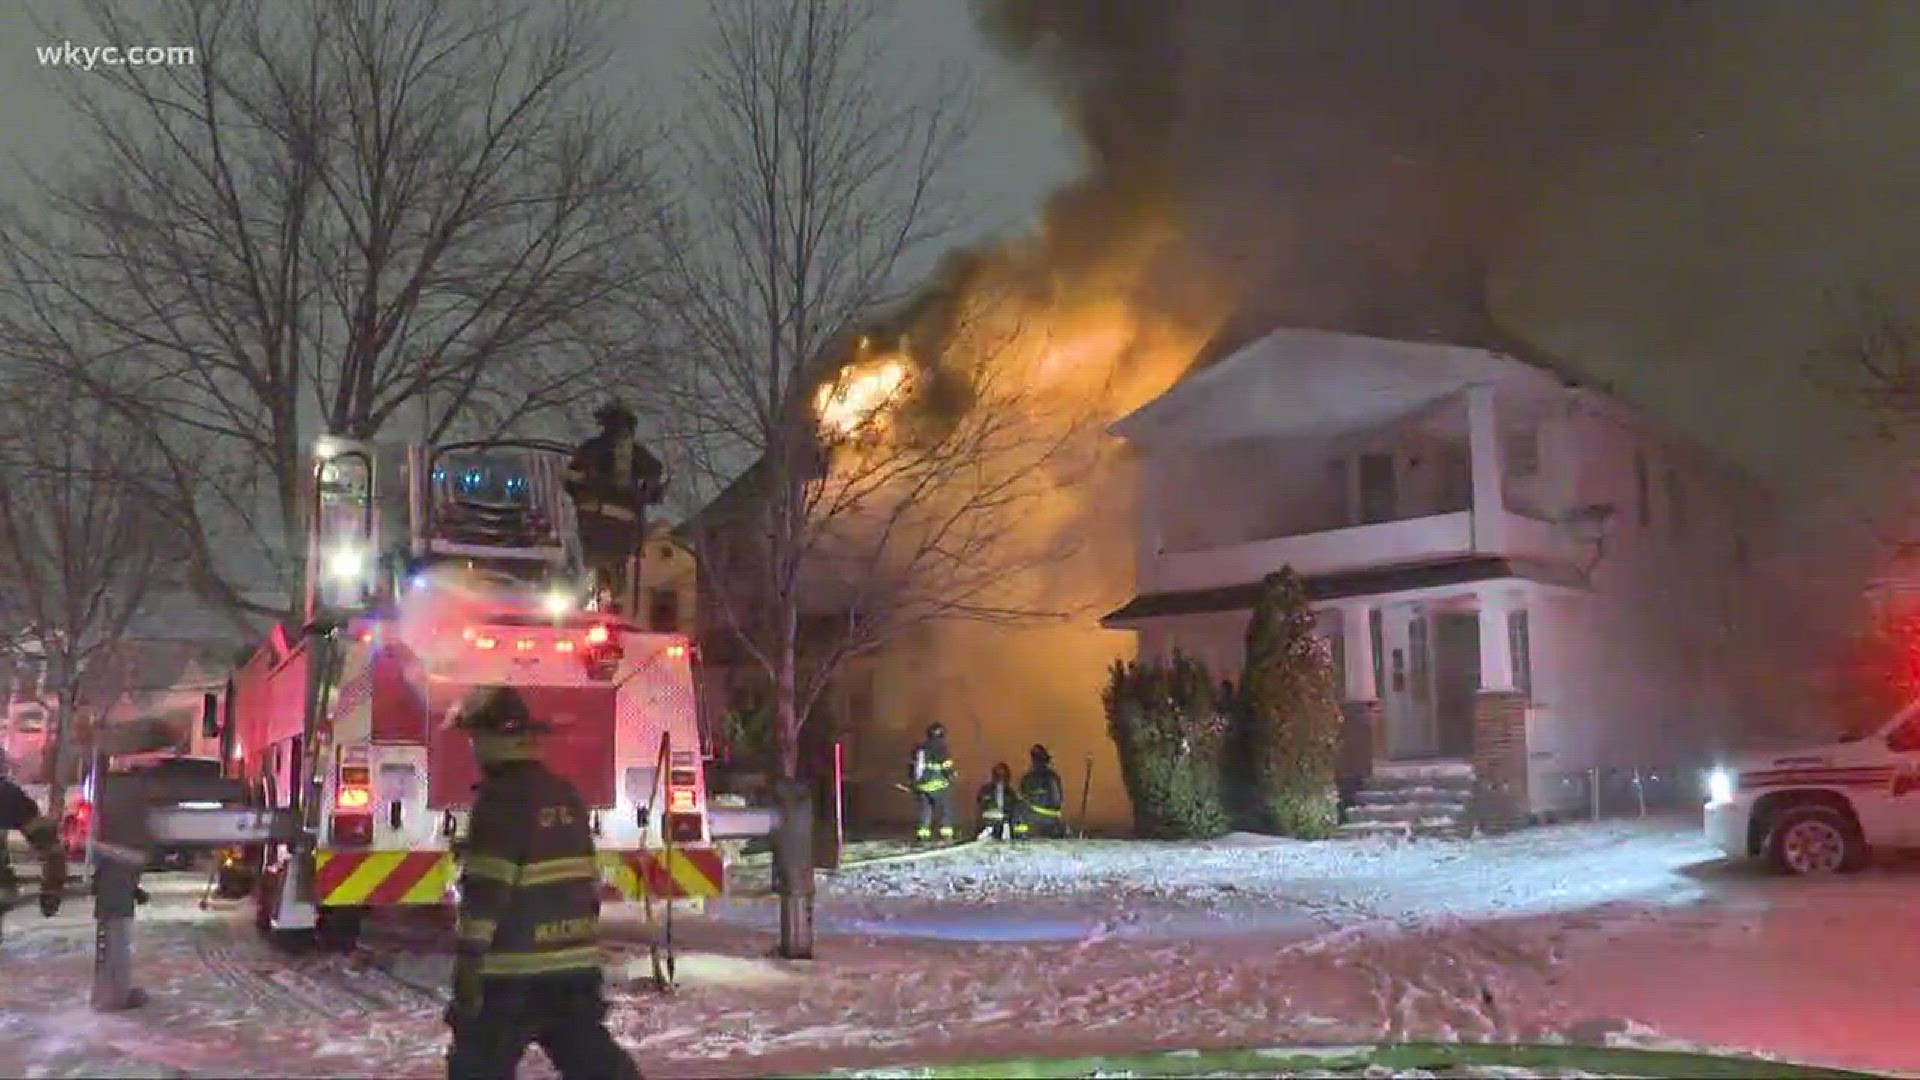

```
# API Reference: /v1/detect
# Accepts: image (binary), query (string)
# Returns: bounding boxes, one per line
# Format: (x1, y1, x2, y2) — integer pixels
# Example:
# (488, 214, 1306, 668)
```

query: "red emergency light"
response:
(585, 624, 611, 646)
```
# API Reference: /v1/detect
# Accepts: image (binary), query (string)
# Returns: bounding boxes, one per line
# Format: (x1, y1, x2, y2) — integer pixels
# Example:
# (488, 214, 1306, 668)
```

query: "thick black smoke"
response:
(973, 0, 1713, 349)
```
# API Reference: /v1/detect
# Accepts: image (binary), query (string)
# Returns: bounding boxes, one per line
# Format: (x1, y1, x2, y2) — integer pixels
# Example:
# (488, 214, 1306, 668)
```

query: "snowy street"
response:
(1, 815, 1915, 1078)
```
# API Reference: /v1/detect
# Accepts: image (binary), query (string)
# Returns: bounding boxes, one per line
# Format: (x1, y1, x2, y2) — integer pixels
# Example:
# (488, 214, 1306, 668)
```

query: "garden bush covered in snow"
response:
(1240, 568, 1342, 838)
(1103, 650, 1231, 839)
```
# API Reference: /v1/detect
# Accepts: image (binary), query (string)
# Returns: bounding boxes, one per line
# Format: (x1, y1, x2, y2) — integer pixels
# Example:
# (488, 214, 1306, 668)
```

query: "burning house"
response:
(684, 2, 1816, 833)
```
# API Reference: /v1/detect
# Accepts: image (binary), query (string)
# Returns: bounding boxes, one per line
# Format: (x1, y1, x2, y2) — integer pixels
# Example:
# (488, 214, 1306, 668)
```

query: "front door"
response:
(1433, 615, 1480, 758)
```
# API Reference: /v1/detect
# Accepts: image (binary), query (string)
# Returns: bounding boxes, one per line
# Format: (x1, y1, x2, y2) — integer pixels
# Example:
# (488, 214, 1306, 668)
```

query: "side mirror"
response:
(201, 693, 221, 740)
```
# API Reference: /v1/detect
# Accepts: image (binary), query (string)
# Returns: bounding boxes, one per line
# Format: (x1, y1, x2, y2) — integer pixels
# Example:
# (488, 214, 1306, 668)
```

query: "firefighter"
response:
(907, 722, 957, 842)
(0, 775, 65, 941)
(1015, 744, 1067, 839)
(564, 403, 666, 613)
(445, 685, 642, 1080)
(975, 762, 1016, 842)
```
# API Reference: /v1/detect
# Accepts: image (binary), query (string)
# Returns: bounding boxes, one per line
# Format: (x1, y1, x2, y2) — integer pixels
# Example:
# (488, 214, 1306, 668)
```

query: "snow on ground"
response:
(1, 817, 1915, 1078)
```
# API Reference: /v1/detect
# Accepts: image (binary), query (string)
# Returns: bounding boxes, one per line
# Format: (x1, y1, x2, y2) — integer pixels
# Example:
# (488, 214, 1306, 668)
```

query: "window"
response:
(1504, 431, 1540, 478)
(1634, 452, 1651, 528)
(1369, 609, 1385, 698)
(1889, 713, 1920, 754)
(1666, 468, 1685, 538)
(1508, 610, 1533, 694)
(1408, 617, 1431, 701)
(12, 661, 44, 703)
(1358, 453, 1397, 524)
(647, 587, 680, 633)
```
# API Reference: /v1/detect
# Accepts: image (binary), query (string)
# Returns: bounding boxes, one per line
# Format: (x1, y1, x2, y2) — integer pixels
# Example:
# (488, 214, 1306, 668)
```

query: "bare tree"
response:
(0, 388, 178, 817)
(1806, 285, 1920, 563)
(0, 0, 667, 620)
(664, 0, 1084, 778)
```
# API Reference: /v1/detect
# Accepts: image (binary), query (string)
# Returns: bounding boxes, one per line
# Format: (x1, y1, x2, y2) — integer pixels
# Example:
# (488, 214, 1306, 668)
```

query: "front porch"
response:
(1329, 577, 1541, 832)
(1107, 560, 1579, 833)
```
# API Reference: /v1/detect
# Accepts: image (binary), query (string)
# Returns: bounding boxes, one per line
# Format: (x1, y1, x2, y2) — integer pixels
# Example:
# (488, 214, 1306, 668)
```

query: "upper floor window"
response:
(1508, 610, 1533, 693)
(1634, 452, 1652, 528)
(648, 587, 680, 633)
(1503, 431, 1540, 478)
(1666, 469, 1686, 538)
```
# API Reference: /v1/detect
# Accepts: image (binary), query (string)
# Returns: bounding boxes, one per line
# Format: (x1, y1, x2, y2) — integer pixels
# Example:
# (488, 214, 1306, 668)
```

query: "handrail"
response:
(647, 730, 676, 991)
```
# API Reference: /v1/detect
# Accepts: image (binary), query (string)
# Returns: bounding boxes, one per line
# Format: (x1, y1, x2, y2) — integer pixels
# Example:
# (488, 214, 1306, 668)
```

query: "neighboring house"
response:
(634, 523, 696, 636)
(1103, 327, 1786, 828)
(0, 636, 237, 780)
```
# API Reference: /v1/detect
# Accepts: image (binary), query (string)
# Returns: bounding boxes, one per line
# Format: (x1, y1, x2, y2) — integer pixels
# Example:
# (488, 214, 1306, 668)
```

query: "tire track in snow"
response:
(191, 926, 434, 1020)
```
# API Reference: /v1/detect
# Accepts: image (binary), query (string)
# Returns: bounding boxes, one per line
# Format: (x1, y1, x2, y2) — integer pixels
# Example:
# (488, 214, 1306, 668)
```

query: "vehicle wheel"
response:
(315, 907, 363, 954)
(1767, 805, 1863, 875)
(215, 863, 255, 901)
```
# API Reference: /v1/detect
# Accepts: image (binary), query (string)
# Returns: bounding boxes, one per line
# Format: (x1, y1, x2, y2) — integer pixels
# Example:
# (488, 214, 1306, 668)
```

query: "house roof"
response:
(1110, 328, 1570, 448)
(1100, 556, 1588, 626)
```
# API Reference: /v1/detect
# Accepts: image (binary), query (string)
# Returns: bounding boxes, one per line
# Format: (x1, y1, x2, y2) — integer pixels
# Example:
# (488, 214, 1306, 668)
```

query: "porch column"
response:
(1472, 584, 1529, 833)
(1341, 603, 1378, 701)
(1336, 604, 1382, 797)
(1476, 585, 1515, 691)
(1467, 384, 1503, 551)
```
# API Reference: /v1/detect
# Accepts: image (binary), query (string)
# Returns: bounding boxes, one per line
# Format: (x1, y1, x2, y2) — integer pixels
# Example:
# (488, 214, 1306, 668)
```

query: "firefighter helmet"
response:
(593, 402, 637, 430)
(925, 722, 946, 740)
(1030, 743, 1051, 764)
(453, 686, 545, 735)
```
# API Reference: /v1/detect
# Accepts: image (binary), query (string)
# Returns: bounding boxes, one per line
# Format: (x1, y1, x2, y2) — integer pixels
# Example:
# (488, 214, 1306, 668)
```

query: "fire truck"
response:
(211, 436, 722, 951)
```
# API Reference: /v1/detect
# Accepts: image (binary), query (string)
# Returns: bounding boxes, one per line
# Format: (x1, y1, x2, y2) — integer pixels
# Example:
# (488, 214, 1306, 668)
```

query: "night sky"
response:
(6, 1, 1918, 539)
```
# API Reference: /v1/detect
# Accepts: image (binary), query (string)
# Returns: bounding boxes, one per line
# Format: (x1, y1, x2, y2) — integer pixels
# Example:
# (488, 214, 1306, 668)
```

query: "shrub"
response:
(1103, 650, 1231, 839)
(1240, 568, 1343, 838)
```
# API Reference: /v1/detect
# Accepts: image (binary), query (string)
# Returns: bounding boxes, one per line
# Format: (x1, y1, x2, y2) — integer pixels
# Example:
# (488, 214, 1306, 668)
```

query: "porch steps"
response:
(1337, 761, 1474, 840)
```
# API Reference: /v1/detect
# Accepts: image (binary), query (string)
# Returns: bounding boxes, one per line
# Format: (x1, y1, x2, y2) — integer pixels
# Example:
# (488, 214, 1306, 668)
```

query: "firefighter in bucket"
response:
(565, 403, 666, 613)
(445, 686, 643, 1080)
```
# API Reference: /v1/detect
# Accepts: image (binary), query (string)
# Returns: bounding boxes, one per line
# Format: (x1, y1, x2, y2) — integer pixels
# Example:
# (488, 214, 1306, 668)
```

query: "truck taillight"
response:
(474, 635, 498, 650)
(333, 814, 373, 846)
(337, 764, 372, 812)
(666, 644, 686, 658)
(666, 762, 701, 839)
(667, 811, 703, 843)
(554, 640, 575, 653)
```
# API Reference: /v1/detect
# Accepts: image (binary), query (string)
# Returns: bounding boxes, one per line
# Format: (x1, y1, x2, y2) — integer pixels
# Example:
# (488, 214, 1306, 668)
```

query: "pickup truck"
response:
(65, 753, 231, 871)
(1705, 701, 1920, 874)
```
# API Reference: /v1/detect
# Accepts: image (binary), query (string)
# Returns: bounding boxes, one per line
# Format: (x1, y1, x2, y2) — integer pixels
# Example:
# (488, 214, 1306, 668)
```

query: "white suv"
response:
(1705, 702, 1920, 874)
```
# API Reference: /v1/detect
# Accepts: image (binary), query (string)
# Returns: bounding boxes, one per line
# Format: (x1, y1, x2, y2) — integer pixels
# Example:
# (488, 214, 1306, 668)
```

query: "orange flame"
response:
(814, 355, 913, 439)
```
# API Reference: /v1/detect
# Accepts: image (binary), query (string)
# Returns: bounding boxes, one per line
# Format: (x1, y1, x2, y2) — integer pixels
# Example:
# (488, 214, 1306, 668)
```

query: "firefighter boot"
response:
(938, 825, 956, 841)
(90, 917, 149, 1012)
